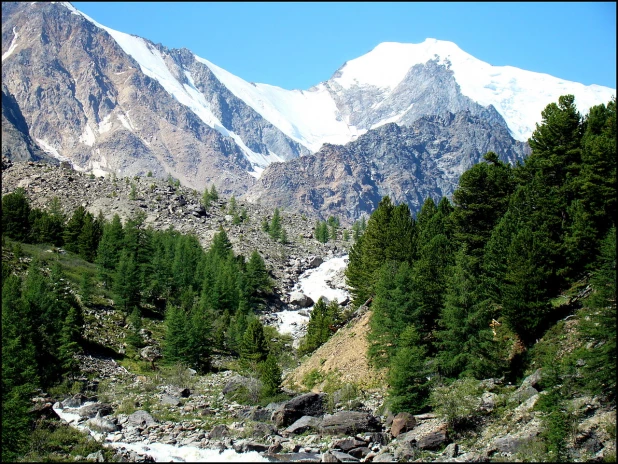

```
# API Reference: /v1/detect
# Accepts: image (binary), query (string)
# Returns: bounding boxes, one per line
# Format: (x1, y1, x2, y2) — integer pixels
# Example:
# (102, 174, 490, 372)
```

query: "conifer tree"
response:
(577, 227, 616, 398)
(2, 276, 38, 462)
(186, 306, 212, 373)
(78, 211, 97, 262)
(387, 325, 431, 414)
(1, 187, 31, 241)
(95, 214, 124, 288)
(368, 261, 416, 367)
(163, 304, 188, 364)
(246, 250, 272, 305)
(259, 353, 282, 398)
(240, 318, 269, 364)
(58, 306, 82, 374)
(126, 308, 144, 349)
(63, 205, 87, 253)
(269, 208, 282, 241)
(451, 152, 515, 255)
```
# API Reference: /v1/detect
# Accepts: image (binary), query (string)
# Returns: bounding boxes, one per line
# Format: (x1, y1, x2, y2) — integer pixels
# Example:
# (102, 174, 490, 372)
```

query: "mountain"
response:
(2, 2, 614, 217)
(246, 112, 529, 223)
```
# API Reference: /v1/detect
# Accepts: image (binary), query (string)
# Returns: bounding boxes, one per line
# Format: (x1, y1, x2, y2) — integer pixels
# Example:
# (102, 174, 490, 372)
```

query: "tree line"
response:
(346, 95, 616, 414)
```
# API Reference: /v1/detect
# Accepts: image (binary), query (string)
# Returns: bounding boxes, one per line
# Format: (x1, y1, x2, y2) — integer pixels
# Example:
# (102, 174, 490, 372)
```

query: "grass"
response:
(18, 419, 113, 462)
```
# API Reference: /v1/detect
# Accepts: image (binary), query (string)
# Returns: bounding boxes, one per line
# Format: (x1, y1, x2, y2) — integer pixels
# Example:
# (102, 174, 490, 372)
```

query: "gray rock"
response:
(520, 368, 543, 390)
(417, 426, 449, 450)
(348, 447, 371, 459)
(272, 393, 326, 427)
(307, 256, 324, 269)
(390, 412, 417, 437)
(209, 424, 230, 439)
(128, 410, 156, 427)
(289, 291, 314, 308)
(333, 438, 367, 452)
(86, 450, 105, 462)
(77, 402, 112, 419)
(329, 450, 360, 462)
(373, 453, 396, 462)
(320, 411, 381, 435)
(442, 443, 459, 458)
(285, 415, 323, 435)
(160, 394, 181, 406)
(89, 412, 120, 433)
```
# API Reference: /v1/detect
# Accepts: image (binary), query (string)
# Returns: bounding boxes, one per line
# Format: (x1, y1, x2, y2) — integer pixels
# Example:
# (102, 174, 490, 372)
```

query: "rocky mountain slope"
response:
(247, 112, 530, 222)
(2, 2, 614, 222)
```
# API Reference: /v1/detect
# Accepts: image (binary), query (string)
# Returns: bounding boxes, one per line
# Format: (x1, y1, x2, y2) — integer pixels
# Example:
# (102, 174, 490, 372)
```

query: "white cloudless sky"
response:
(72, 2, 616, 91)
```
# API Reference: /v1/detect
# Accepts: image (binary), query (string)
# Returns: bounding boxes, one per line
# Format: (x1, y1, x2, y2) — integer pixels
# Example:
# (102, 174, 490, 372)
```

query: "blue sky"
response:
(72, 2, 616, 91)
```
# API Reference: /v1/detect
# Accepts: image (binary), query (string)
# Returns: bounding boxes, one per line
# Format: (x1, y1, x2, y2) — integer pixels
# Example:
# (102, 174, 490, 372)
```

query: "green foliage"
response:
(302, 368, 325, 390)
(269, 208, 283, 241)
(298, 298, 341, 356)
(429, 377, 484, 429)
(126, 308, 144, 349)
(240, 318, 269, 365)
(314, 220, 330, 243)
(575, 227, 616, 398)
(388, 325, 431, 414)
(1, 188, 31, 241)
(259, 354, 282, 398)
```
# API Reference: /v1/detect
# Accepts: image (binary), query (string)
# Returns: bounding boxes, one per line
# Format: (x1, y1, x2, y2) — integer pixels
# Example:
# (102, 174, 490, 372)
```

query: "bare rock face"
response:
(246, 113, 529, 223)
(2, 2, 302, 195)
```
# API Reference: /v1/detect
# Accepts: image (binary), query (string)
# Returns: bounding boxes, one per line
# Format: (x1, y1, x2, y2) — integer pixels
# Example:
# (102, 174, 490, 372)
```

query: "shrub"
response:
(429, 377, 484, 429)
(302, 369, 324, 390)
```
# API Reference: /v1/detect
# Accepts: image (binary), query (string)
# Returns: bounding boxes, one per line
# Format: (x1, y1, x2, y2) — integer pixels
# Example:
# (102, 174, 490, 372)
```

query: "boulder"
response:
(330, 450, 360, 462)
(390, 412, 417, 437)
(209, 424, 230, 439)
(289, 291, 314, 308)
(307, 256, 324, 269)
(272, 393, 326, 427)
(160, 394, 181, 407)
(333, 438, 367, 452)
(140, 346, 161, 361)
(373, 453, 396, 462)
(77, 402, 113, 419)
(348, 447, 370, 459)
(520, 368, 543, 390)
(247, 422, 277, 438)
(89, 412, 120, 433)
(320, 411, 381, 435)
(284, 415, 322, 435)
(417, 424, 449, 450)
(62, 393, 89, 409)
(128, 410, 156, 427)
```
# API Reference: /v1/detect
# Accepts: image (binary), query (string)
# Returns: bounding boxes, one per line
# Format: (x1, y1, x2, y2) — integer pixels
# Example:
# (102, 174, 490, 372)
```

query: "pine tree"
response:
(451, 152, 515, 255)
(186, 306, 212, 373)
(240, 318, 269, 364)
(163, 304, 189, 364)
(95, 214, 124, 288)
(209, 184, 219, 201)
(388, 325, 431, 414)
(269, 208, 282, 241)
(63, 205, 87, 254)
(1, 188, 31, 241)
(367, 261, 416, 367)
(246, 250, 272, 305)
(2, 274, 39, 461)
(577, 227, 616, 398)
(58, 306, 82, 374)
(259, 354, 282, 398)
(77, 211, 97, 262)
(126, 308, 144, 349)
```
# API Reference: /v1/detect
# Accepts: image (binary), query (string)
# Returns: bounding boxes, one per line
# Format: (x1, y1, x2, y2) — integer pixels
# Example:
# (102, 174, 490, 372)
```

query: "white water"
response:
(52, 404, 269, 462)
(272, 255, 350, 340)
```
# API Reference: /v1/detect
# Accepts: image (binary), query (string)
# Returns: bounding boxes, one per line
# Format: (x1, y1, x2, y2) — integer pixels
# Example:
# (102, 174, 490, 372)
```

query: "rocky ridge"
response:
(246, 112, 530, 223)
(1, 159, 350, 296)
